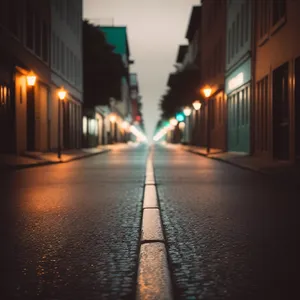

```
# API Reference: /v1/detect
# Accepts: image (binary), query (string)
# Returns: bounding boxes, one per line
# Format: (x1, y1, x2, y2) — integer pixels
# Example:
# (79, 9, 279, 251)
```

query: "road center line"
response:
(136, 148, 173, 300)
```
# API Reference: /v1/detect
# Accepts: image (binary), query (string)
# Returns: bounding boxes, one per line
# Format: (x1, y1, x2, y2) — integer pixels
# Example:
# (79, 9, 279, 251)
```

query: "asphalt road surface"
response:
(154, 144, 300, 300)
(0, 145, 148, 300)
(1, 144, 300, 299)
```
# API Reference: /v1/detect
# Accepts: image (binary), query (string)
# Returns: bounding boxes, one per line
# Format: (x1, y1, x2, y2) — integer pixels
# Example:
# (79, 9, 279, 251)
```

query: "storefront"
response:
(225, 58, 251, 153)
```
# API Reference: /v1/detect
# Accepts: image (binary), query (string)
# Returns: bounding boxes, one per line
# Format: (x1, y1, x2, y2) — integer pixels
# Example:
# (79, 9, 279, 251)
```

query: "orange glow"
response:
(26, 72, 36, 86)
(58, 88, 67, 100)
(109, 114, 117, 123)
(202, 86, 212, 98)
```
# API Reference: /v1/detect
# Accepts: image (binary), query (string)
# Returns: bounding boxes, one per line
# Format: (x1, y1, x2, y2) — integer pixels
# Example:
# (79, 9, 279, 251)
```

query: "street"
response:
(1, 144, 300, 299)
(0, 145, 148, 300)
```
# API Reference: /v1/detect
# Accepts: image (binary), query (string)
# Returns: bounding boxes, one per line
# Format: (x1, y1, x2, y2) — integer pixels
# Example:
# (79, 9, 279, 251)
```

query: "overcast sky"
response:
(83, 0, 200, 138)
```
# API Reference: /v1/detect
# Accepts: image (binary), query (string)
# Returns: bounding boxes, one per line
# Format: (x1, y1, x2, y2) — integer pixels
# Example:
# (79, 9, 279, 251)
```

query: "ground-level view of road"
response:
(1, 144, 299, 299)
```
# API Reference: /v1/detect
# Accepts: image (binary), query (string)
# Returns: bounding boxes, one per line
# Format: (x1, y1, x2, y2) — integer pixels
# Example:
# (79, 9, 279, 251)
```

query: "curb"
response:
(186, 148, 269, 176)
(0, 149, 111, 171)
(136, 147, 173, 300)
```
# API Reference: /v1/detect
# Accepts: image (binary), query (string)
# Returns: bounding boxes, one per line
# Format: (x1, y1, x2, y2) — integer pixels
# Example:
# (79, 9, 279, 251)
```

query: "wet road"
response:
(154, 145, 300, 300)
(0, 145, 148, 300)
(1, 144, 300, 299)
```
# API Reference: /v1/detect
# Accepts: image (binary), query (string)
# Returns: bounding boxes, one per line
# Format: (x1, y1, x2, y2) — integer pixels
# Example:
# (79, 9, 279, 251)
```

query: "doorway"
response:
(295, 57, 300, 158)
(273, 62, 289, 160)
(26, 86, 35, 151)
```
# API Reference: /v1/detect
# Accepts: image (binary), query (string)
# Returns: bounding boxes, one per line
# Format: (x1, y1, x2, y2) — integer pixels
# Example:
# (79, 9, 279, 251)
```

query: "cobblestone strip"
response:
(136, 148, 173, 300)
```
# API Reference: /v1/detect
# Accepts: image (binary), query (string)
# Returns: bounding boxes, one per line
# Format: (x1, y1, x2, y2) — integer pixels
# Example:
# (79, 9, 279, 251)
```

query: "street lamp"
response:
(202, 86, 212, 154)
(26, 72, 37, 86)
(192, 100, 202, 145)
(170, 118, 178, 126)
(183, 107, 192, 144)
(109, 114, 116, 123)
(192, 100, 201, 111)
(183, 107, 192, 117)
(57, 87, 67, 160)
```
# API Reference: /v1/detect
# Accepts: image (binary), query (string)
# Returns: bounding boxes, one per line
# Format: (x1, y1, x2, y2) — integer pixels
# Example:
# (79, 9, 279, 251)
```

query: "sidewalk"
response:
(0, 144, 124, 170)
(181, 145, 298, 176)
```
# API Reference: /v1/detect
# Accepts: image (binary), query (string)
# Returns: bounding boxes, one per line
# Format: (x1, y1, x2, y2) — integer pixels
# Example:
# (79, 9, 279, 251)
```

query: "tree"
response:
(83, 20, 127, 107)
(160, 69, 202, 119)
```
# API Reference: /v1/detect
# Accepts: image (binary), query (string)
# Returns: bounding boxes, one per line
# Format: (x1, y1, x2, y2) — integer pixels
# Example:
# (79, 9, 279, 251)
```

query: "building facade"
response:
(200, 0, 227, 151)
(50, 0, 83, 150)
(254, 0, 300, 161)
(225, 0, 252, 153)
(0, 0, 51, 154)
(99, 26, 133, 125)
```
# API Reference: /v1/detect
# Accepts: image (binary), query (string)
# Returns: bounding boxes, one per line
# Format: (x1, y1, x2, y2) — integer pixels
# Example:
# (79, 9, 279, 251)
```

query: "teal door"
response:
(228, 85, 250, 153)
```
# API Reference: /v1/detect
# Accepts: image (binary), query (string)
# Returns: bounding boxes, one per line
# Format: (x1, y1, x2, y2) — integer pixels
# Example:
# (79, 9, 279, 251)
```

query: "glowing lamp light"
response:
(26, 72, 36, 86)
(202, 87, 212, 98)
(183, 107, 192, 116)
(109, 114, 116, 123)
(179, 122, 185, 130)
(58, 88, 67, 100)
(121, 121, 129, 129)
(176, 113, 185, 122)
(193, 100, 201, 111)
(170, 118, 178, 126)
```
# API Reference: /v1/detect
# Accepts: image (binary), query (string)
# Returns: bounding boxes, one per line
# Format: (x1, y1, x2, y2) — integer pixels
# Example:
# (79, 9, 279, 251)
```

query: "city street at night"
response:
(1, 144, 300, 299)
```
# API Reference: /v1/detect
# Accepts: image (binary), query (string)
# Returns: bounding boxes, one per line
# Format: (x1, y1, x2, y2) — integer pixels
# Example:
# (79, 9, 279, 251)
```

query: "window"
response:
(257, 77, 268, 151)
(56, 36, 60, 71)
(42, 22, 49, 62)
(228, 30, 231, 64)
(245, 0, 249, 42)
(245, 86, 249, 125)
(232, 22, 235, 58)
(74, 57, 77, 85)
(237, 91, 240, 127)
(218, 96, 222, 124)
(35, 14, 41, 57)
(273, 0, 286, 26)
(211, 98, 215, 130)
(52, 32, 56, 68)
(233, 94, 236, 127)
(61, 41, 65, 75)
(8, 0, 19, 37)
(70, 52, 74, 82)
(241, 4, 244, 47)
(241, 90, 245, 125)
(66, 48, 69, 78)
(236, 14, 240, 53)
(259, 0, 270, 39)
(26, 2, 34, 49)
(0, 85, 9, 108)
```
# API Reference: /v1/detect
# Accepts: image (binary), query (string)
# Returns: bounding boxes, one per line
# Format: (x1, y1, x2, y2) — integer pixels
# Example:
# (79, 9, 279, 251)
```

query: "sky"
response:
(83, 0, 200, 138)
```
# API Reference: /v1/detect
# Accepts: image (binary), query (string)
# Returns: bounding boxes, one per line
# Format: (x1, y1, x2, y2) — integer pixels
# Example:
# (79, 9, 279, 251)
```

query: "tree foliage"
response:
(160, 69, 201, 119)
(83, 20, 127, 107)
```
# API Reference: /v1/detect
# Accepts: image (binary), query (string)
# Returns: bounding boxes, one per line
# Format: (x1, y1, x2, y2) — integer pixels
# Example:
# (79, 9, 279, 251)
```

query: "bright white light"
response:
(183, 107, 192, 116)
(228, 72, 244, 91)
(82, 116, 87, 135)
(170, 118, 178, 126)
(193, 100, 201, 111)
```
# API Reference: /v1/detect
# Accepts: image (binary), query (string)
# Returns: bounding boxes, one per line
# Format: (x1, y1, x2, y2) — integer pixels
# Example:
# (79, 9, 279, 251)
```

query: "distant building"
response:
(225, 0, 251, 154)
(129, 73, 140, 123)
(50, 0, 83, 150)
(0, 0, 51, 154)
(99, 26, 133, 123)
